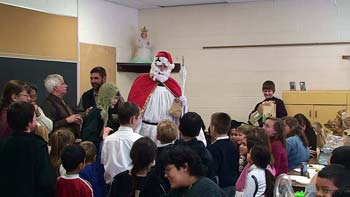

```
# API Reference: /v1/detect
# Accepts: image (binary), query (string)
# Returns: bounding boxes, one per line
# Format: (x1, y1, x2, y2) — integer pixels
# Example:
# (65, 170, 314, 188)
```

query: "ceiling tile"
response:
(106, 0, 268, 9)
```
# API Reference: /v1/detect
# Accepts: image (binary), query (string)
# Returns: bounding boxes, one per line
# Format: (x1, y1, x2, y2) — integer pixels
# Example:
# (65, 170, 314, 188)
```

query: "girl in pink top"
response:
(236, 129, 276, 193)
(263, 118, 288, 175)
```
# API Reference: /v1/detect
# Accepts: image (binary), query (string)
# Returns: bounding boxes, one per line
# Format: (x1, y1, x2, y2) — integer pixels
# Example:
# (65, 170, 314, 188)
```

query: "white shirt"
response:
(36, 106, 53, 133)
(101, 126, 142, 183)
(157, 141, 174, 148)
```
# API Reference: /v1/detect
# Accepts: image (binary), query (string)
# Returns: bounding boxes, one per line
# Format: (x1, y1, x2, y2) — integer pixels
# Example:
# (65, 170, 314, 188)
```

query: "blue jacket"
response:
(286, 135, 310, 171)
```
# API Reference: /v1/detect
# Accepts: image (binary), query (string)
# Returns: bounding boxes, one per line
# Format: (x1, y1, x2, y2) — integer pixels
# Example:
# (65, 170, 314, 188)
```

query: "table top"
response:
(287, 164, 325, 191)
(287, 170, 309, 189)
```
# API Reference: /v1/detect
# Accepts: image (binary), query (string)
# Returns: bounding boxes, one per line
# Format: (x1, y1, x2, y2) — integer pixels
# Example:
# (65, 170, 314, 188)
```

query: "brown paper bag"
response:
(262, 101, 276, 118)
(169, 98, 182, 118)
(249, 111, 262, 125)
(343, 117, 350, 130)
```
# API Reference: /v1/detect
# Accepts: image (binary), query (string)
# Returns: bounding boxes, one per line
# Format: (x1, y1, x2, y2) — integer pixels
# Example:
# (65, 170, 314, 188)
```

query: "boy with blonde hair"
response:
(151, 120, 179, 193)
(157, 120, 178, 148)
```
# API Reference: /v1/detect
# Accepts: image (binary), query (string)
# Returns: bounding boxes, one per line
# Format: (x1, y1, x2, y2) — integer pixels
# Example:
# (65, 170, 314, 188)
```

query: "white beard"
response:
(149, 64, 171, 83)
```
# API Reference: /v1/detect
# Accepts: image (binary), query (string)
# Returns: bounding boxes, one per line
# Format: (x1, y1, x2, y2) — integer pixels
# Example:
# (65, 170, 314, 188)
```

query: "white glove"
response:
(180, 96, 187, 107)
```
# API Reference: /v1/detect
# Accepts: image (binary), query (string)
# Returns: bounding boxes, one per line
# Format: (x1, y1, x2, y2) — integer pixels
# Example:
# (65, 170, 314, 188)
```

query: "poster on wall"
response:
(289, 82, 296, 91)
(300, 81, 306, 91)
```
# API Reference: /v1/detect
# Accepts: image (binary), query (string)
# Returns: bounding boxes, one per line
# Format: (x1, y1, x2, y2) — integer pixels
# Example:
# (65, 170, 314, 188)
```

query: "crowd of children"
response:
(1, 77, 350, 197)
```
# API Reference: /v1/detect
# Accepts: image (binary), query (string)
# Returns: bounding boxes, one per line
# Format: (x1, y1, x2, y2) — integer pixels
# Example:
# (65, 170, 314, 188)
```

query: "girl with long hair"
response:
(294, 113, 317, 152)
(242, 146, 275, 197)
(49, 128, 75, 176)
(236, 125, 256, 172)
(284, 117, 310, 171)
(263, 118, 288, 175)
(0, 80, 30, 139)
(108, 137, 164, 197)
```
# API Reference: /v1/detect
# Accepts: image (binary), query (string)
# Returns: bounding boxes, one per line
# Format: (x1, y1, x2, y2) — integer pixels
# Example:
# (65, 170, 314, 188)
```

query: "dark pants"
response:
(222, 186, 236, 197)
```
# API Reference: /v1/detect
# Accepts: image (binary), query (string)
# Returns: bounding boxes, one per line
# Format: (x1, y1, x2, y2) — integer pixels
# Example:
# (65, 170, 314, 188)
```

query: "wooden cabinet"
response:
(285, 104, 314, 119)
(283, 91, 349, 125)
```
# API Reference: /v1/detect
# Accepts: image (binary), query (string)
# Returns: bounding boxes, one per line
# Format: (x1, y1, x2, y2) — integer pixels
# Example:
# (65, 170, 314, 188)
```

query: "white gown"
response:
(140, 86, 176, 142)
(138, 86, 207, 146)
(131, 37, 152, 63)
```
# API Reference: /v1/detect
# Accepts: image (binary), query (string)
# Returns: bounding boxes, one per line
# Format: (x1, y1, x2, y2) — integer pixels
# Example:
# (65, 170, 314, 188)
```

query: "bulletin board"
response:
(0, 3, 78, 61)
(79, 43, 116, 95)
(0, 3, 78, 105)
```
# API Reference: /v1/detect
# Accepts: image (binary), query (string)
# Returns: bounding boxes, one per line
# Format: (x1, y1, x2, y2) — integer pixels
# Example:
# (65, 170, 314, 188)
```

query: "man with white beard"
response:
(128, 51, 181, 141)
(128, 51, 206, 145)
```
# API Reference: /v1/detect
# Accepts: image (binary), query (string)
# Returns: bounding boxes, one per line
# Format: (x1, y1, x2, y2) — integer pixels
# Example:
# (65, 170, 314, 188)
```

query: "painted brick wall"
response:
(137, 0, 350, 124)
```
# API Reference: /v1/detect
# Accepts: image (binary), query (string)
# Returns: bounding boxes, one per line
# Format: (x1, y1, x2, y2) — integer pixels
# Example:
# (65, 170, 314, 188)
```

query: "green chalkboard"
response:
(0, 57, 77, 107)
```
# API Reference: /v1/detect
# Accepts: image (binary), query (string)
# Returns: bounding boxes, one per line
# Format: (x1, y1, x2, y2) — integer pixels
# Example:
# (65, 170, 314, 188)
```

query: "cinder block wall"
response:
(137, 0, 350, 124)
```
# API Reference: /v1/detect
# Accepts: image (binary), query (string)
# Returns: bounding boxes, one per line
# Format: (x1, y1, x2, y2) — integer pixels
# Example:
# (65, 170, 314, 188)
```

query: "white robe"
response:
(138, 86, 207, 146)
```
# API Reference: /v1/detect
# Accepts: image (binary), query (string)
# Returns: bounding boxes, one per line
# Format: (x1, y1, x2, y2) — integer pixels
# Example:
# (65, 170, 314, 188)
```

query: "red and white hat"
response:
(154, 51, 175, 70)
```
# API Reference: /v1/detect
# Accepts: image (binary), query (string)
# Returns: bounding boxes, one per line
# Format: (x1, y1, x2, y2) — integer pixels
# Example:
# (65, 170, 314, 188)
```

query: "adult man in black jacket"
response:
(78, 66, 107, 112)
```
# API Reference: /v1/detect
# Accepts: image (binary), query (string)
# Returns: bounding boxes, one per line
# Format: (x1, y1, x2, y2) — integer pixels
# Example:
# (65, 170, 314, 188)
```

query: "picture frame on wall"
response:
(289, 81, 296, 91)
(300, 81, 306, 91)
